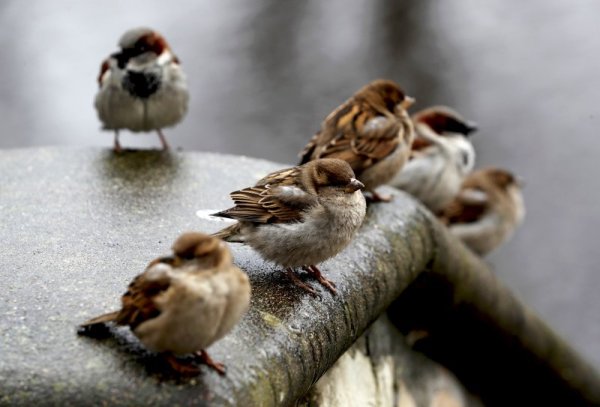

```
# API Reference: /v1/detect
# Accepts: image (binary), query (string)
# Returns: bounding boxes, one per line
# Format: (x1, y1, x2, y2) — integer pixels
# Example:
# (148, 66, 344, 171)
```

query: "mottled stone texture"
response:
(303, 315, 483, 407)
(0, 148, 598, 406)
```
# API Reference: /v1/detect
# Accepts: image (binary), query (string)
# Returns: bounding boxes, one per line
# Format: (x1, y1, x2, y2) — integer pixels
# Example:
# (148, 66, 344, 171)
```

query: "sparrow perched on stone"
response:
(299, 79, 415, 202)
(212, 158, 366, 296)
(78, 233, 250, 375)
(438, 168, 525, 255)
(94, 27, 189, 152)
(389, 106, 477, 213)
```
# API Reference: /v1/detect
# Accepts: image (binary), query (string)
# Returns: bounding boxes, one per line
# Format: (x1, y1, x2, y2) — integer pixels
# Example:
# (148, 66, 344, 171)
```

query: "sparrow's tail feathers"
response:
(77, 311, 120, 338)
(80, 310, 119, 326)
(212, 223, 245, 243)
(81, 310, 120, 326)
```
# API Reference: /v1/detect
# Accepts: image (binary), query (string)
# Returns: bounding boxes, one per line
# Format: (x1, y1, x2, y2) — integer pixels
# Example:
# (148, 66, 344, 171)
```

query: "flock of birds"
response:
(79, 28, 526, 375)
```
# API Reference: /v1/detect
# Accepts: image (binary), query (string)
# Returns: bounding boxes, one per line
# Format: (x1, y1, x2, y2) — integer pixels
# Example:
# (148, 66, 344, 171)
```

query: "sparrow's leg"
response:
(113, 130, 122, 153)
(195, 350, 226, 375)
(366, 189, 393, 203)
(156, 129, 170, 150)
(163, 353, 200, 375)
(304, 265, 337, 294)
(286, 268, 318, 296)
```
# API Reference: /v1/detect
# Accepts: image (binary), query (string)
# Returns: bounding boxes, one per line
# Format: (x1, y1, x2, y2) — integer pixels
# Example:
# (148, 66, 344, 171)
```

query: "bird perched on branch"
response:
(389, 106, 477, 213)
(94, 27, 189, 152)
(212, 158, 366, 296)
(78, 233, 250, 375)
(299, 79, 415, 203)
(439, 168, 525, 255)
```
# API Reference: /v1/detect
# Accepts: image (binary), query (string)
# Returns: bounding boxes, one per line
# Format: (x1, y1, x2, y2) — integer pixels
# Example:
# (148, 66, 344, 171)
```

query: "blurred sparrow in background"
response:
(389, 106, 477, 213)
(299, 79, 415, 202)
(95, 27, 189, 152)
(213, 158, 366, 295)
(439, 168, 525, 255)
(79, 233, 250, 375)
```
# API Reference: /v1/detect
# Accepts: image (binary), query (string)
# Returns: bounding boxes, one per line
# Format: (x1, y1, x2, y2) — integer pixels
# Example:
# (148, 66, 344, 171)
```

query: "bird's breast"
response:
(122, 70, 162, 99)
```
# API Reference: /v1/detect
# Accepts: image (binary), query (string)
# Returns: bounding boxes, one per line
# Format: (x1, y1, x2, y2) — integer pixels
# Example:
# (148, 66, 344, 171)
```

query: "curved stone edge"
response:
(0, 148, 597, 406)
(228, 197, 437, 406)
(388, 209, 600, 406)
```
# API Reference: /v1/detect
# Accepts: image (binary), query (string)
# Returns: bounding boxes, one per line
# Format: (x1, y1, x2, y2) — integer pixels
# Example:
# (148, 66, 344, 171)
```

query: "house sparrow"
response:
(94, 27, 189, 152)
(389, 106, 477, 213)
(438, 168, 525, 255)
(212, 158, 366, 296)
(78, 232, 250, 375)
(299, 79, 415, 203)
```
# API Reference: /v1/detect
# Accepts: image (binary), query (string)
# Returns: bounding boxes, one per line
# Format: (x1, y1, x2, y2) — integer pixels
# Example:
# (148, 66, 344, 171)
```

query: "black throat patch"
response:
(122, 71, 161, 99)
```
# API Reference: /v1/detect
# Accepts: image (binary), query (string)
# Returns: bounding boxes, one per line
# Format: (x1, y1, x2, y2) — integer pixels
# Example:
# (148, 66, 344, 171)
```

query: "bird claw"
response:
(164, 354, 200, 375)
(195, 350, 226, 375)
(305, 265, 337, 295)
(286, 268, 319, 297)
(316, 275, 337, 294)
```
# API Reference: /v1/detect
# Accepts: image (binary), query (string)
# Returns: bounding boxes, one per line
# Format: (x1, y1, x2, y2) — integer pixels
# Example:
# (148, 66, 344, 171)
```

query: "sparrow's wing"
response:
(439, 187, 489, 224)
(97, 58, 111, 86)
(298, 96, 358, 163)
(255, 166, 302, 187)
(409, 137, 434, 158)
(115, 263, 173, 329)
(213, 183, 318, 224)
(299, 101, 402, 174)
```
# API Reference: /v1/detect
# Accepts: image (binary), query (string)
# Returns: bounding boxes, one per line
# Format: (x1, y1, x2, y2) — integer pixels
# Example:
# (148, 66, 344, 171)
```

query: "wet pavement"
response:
(1, 0, 599, 369)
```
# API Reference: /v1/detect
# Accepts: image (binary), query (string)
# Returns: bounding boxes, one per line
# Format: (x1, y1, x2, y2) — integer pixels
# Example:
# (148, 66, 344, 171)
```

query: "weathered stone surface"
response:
(0, 147, 432, 406)
(388, 220, 600, 406)
(0, 147, 598, 406)
(303, 315, 482, 407)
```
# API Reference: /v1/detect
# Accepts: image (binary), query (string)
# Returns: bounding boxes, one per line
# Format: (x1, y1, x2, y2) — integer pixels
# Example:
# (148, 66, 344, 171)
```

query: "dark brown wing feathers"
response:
(213, 166, 318, 224)
(78, 265, 171, 332)
(98, 59, 110, 86)
(213, 184, 312, 224)
(440, 199, 487, 224)
(299, 80, 406, 174)
(115, 273, 171, 329)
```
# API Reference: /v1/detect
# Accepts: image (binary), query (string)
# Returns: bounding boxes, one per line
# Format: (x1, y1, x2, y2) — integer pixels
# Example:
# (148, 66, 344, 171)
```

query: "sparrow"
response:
(78, 232, 251, 375)
(438, 167, 525, 255)
(94, 27, 189, 152)
(212, 158, 366, 296)
(389, 106, 477, 213)
(298, 79, 415, 203)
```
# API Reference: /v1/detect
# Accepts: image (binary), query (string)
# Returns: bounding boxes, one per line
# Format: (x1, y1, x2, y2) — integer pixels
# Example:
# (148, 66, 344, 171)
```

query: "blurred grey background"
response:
(1, 1, 598, 369)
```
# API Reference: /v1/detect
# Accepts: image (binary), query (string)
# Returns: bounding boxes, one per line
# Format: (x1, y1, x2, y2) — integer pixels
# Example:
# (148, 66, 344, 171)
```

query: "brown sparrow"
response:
(94, 27, 189, 152)
(299, 79, 415, 202)
(438, 168, 525, 255)
(389, 106, 477, 213)
(78, 233, 250, 375)
(212, 158, 366, 296)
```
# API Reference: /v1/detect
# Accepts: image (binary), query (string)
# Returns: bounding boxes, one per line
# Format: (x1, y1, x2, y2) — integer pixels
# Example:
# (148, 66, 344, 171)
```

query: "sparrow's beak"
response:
(464, 120, 478, 136)
(516, 176, 526, 188)
(345, 178, 365, 193)
(399, 96, 416, 110)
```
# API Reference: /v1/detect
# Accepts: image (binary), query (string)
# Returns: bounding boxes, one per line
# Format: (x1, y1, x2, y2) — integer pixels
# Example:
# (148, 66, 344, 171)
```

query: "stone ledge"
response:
(0, 147, 597, 406)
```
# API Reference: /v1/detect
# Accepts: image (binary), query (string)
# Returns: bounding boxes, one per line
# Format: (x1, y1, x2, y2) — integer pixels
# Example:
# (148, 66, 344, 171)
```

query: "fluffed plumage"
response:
(213, 158, 366, 295)
(79, 232, 250, 375)
(299, 79, 415, 202)
(390, 106, 477, 213)
(94, 27, 189, 152)
(439, 167, 525, 255)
